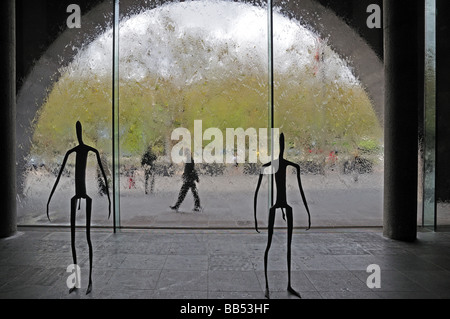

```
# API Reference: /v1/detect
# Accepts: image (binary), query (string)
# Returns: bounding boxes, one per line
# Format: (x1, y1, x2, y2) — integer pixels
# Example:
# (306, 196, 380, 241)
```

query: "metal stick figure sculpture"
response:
(47, 121, 111, 295)
(254, 133, 311, 299)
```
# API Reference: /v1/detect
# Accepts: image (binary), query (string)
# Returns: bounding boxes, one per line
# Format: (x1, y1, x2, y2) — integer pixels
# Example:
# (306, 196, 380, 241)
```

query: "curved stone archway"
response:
(16, 0, 383, 194)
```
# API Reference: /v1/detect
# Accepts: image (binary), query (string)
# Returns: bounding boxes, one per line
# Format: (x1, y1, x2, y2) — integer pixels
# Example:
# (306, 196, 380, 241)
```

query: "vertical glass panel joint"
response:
(423, 0, 437, 230)
(268, 0, 274, 208)
(113, 0, 121, 231)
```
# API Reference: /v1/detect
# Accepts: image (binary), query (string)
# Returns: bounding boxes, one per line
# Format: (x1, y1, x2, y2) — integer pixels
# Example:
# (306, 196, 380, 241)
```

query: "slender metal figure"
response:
(254, 133, 311, 299)
(47, 121, 111, 295)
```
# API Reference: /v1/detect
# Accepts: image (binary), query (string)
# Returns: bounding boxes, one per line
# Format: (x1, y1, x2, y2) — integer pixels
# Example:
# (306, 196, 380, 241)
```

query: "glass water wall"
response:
(272, 0, 384, 227)
(17, 0, 386, 229)
(118, 0, 269, 228)
(17, 1, 114, 227)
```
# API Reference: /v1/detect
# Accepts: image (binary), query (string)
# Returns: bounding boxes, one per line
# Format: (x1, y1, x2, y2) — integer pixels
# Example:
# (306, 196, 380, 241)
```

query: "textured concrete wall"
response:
(0, 0, 17, 238)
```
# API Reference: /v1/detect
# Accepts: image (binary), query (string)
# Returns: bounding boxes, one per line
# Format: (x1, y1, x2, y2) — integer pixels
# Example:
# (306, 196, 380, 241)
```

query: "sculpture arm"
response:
(254, 162, 271, 233)
(292, 162, 311, 230)
(94, 149, 111, 219)
(47, 150, 72, 221)
(254, 173, 263, 233)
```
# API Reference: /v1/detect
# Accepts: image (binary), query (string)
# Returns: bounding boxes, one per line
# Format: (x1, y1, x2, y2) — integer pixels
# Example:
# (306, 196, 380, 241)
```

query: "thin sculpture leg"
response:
(263, 206, 276, 299)
(70, 196, 78, 294)
(86, 196, 93, 295)
(285, 205, 301, 298)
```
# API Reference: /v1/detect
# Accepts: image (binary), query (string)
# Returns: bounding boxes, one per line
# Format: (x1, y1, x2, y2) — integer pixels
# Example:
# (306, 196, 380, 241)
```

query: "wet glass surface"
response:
(18, 0, 389, 228)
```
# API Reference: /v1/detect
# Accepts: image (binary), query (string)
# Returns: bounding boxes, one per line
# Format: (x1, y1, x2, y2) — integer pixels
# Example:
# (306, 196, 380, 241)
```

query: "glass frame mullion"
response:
(112, 0, 121, 232)
(423, 0, 437, 230)
(268, 0, 274, 208)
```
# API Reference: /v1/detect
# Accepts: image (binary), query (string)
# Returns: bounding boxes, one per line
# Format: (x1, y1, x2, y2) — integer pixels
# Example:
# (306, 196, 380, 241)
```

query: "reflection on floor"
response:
(1, 227, 450, 299)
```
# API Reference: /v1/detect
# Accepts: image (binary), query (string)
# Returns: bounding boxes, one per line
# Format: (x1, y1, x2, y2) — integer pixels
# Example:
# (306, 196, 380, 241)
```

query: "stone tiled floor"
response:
(1, 227, 450, 299)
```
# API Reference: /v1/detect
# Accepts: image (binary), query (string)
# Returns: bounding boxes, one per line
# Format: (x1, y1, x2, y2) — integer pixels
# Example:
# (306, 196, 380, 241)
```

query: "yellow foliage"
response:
(32, 68, 382, 162)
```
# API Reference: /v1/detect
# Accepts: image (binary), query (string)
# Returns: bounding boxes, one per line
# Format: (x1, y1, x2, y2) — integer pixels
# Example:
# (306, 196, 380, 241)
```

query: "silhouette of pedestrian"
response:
(254, 133, 311, 299)
(127, 166, 136, 189)
(141, 146, 157, 194)
(47, 121, 111, 295)
(170, 152, 202, 212)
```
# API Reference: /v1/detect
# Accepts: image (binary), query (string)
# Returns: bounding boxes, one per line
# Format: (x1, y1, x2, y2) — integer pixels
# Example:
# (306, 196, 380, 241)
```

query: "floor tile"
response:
(119, 254, 167, 270)
(106, 269, 160, 290)
(255, 270, 317, 292)
(156, 270, 208, 292)
(165, 255, 208, 271)
(208, 271, 261, 292)
(304, 270, 370, 292)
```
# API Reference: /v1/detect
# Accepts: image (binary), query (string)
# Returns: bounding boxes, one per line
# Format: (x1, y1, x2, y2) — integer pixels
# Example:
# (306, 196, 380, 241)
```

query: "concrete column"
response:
(436, 0, 450, 202)
(0, 0, 17, 238)
(383, 0, 424, 241)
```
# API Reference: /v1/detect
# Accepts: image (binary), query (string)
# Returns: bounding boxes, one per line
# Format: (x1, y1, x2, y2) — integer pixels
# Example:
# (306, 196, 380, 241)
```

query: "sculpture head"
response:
(76, 121, 83, 144)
